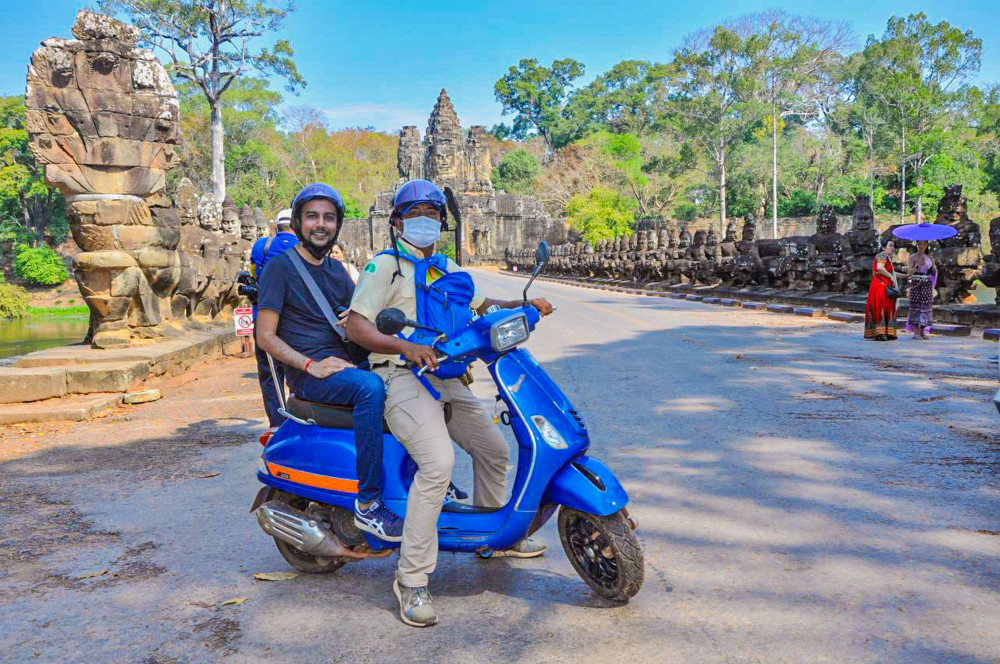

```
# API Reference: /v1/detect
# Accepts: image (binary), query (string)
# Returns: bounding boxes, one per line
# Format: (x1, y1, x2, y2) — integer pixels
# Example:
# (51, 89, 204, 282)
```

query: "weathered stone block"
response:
(984, 328, 1000, 342)
(66, 361, 149, 394)
(828, 311, 865, 323)
(767, 304, 794, 314)
(928, 324, 971, 337)
(794, 307, 824, 317)
(123, 388, 160, 404)
(685, 294, 703, 301)
(0, 367, 67, 403)
(75, 250, 137, 270)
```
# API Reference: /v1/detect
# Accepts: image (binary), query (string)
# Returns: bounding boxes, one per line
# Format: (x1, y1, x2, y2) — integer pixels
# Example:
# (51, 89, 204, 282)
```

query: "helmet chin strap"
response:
(292, 216, 342, 261)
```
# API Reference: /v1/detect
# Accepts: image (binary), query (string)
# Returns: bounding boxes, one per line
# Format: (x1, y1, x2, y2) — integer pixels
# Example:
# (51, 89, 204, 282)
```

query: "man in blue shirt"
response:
(251, 208, 298, 430)
(256, 184, 403, 542)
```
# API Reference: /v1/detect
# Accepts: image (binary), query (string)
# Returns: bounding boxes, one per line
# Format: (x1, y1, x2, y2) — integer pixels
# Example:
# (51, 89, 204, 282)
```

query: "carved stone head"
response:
(850, 196, 874, 232)
(692, 229, 707, 247)
(706, 228, 718, 247)
(742, 214, 757, 241)
(725, 219, 737, 243)
(175, 178, 199, 227)
(221, 199, 240, 238)
(678, 227, 691, 249)
(239, 206, 255, 241)
(198, 194, 222, 235)
(817, 205, 838, 234)
(254, 207, 268, 237)
(935, 184, 968, 223)
(647, 231, 659, 250)
(658, 229, 670, 249)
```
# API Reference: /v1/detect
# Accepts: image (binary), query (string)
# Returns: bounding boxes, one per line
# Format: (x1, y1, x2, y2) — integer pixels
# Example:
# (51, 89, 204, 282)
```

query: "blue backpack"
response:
(378, 250, 477, 384)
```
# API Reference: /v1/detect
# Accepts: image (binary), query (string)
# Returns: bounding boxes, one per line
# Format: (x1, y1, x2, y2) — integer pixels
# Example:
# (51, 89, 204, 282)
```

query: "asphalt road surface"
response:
(1, 270, 998, 664)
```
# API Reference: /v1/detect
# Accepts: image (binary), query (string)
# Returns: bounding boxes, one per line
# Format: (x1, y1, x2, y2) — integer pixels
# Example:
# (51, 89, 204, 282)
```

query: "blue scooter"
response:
(252, 243, 644, 602)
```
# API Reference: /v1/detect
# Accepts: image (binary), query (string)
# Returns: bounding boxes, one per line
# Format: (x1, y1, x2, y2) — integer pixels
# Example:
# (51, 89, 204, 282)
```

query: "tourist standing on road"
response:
(250, 209, 299, 431)
(331, 243, 360, 283)
(865, 240, 899, 341)
(905, 241, 937, 340)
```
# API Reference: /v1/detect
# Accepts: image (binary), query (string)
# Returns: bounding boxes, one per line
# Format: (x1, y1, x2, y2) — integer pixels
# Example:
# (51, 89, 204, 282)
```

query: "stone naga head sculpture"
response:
(26, 11, 180, 198)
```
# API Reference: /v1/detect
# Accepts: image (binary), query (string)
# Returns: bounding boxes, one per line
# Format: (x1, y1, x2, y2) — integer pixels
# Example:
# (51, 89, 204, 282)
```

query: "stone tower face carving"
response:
(25, 11, 182, 348)
(397, 89, 493, 194)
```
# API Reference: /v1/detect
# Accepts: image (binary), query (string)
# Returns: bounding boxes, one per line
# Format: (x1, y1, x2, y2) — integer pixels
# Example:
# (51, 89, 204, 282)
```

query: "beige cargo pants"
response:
(374, 364, 509, 588)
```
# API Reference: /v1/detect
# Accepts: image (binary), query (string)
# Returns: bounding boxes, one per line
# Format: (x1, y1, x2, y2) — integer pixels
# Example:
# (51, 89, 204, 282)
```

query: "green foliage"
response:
(565, 187, 637, 244)
(492, 149, 540, 194)
(0, 283, 30, 319)
(494, 58, 586, 149)
(777, 189, 818, 216)
(13, 245, 69, 286)
(0, 95, 68, 249)
(675, 203, 698, 222)
(27, 305, 89, 317)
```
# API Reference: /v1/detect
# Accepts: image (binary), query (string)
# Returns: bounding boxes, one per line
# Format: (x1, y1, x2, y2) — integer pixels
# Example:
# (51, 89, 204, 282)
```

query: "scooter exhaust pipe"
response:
(255, 500, 349, 558)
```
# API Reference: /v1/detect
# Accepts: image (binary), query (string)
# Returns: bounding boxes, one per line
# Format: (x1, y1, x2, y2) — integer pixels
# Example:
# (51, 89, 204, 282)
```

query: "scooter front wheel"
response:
(558, 507, 643, 603)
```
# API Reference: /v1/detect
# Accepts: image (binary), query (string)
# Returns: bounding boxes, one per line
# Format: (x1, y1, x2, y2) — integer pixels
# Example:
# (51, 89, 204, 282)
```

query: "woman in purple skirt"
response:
(905, 240, 937, 339)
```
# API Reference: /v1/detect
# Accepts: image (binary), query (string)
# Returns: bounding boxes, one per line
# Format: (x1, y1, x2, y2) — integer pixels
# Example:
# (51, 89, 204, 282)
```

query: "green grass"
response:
(27, 305, 89, 317)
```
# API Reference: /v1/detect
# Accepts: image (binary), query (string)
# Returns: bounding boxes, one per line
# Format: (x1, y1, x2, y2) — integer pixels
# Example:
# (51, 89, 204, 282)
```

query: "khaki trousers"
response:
(374, 365, 508, 587)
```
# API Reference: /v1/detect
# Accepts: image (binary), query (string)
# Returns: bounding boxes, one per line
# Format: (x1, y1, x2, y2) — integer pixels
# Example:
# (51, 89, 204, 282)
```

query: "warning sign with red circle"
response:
(234, 307, 254, 336)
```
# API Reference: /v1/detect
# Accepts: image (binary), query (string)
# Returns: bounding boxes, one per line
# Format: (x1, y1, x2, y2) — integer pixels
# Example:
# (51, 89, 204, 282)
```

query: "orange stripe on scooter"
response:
(266, 463, 358, 493)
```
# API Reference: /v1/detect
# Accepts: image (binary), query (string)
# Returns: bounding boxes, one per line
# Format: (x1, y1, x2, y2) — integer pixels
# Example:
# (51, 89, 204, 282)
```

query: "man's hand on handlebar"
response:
(530, 298, 554, 316)
(402, 341, 439, 371)
(306, 356, 355, 379)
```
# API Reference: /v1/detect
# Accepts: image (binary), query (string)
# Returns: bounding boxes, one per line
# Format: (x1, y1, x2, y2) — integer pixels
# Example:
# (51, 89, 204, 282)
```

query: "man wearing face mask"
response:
(256, 183, 403, 543)
(346, 179, 554, 627)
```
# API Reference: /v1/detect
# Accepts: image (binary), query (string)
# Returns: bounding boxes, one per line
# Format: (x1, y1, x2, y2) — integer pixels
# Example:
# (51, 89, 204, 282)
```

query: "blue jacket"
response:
(251, 232, 299, 278)
(250, 232, 298, 318)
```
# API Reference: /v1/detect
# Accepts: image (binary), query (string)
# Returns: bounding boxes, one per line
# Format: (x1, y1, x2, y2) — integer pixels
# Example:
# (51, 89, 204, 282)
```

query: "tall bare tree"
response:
(101, 0, 305, 201)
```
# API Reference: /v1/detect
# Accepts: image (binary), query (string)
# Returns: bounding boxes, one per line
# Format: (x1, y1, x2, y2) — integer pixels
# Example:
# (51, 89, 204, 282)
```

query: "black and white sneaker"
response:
(354, 499, 404, 542)
(445, 482, 468, 504)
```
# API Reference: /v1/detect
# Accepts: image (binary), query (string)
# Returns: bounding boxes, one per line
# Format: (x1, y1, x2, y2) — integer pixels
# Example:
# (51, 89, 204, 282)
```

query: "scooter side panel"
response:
(544, 455, 629, 517)
(492, 350, 589, 514)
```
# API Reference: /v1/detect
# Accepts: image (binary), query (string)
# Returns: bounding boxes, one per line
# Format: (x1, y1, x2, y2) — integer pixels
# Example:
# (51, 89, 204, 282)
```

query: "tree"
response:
(854, 13, 982, 222)
(101, 0, 305, 202)
(0, 95, 67, 248)
(565, 187, 637, 244)
(494, 58, 585, 151)
(492, 149, 540, 195)
(667, 26, 770, 233)
(561, 60, 671, 139)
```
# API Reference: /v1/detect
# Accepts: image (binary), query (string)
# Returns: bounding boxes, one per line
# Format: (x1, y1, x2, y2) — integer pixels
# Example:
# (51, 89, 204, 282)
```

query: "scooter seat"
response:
(286, 395, 451, 433)
(286, 396, 392, 433)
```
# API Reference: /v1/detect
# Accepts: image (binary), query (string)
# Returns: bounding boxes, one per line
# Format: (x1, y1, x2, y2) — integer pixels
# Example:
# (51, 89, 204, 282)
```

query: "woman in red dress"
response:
(864, 240, 899, 341)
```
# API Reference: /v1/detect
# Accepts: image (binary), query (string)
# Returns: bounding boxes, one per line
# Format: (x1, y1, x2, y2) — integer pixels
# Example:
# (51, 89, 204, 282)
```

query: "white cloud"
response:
(320, 103, 428, 133)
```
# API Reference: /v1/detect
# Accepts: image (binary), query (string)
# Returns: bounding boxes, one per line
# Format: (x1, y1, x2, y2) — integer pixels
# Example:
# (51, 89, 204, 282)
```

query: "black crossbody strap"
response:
(286, 249, 347, 340)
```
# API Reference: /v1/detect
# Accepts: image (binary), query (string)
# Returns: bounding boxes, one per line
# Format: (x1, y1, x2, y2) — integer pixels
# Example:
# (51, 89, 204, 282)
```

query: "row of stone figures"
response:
(507, 188, 1000, 306)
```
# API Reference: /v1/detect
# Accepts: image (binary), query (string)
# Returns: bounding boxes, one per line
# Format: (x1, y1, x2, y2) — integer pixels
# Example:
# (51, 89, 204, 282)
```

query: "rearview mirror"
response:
(376, 308, 407, 336)
(535, 241, 550, 268)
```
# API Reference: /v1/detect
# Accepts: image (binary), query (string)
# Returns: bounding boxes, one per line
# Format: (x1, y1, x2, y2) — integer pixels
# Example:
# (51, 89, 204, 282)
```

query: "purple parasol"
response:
(892, 222, 958, 241)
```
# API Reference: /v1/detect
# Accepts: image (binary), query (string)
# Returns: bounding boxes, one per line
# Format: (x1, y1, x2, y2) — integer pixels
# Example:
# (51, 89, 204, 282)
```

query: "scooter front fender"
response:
(545, 456, 628, 517)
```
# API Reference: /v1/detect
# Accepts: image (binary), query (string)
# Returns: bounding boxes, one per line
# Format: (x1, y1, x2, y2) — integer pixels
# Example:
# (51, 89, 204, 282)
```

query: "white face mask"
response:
(401, 216, 442, 248)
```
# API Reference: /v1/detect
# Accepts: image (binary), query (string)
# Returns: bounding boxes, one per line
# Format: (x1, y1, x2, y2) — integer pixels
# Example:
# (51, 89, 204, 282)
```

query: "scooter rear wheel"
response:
(558, 507, 643, 603)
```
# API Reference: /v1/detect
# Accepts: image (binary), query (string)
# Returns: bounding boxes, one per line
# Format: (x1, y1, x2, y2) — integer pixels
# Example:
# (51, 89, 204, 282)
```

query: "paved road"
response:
(1, 270, 998, 663)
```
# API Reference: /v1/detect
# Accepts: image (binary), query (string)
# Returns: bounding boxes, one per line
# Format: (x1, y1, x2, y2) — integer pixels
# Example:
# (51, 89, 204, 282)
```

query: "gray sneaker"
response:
(393, 576, 438, 627)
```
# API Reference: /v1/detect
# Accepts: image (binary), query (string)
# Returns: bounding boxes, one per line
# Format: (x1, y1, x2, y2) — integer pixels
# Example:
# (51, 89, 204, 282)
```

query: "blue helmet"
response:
(391, 179, 448, 229)
(291, 183, 345, 226)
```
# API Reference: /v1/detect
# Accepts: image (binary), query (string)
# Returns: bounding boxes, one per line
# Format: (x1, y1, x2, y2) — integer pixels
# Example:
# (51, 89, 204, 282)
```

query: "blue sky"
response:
(3, 1, 999, 134)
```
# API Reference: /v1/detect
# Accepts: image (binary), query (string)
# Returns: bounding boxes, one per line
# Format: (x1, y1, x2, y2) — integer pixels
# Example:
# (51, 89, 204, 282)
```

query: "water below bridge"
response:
(0, 315, 89, 364)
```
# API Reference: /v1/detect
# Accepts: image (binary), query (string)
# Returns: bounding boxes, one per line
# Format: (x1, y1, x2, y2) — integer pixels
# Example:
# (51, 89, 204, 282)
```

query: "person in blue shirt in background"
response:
(251, 208, 299, 432)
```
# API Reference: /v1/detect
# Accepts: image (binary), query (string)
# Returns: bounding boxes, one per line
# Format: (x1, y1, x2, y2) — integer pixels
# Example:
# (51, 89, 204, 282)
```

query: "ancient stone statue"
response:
(732, 215, 764, 287)
(240, 206, 257, 243)
(218, 199, 249, 310)
(929, 185, 983, 303)
(809, 205, 853, 292)
(845, 195, 879, 292)
(253, 207, 269, 239)
(26, 11, 182, 347)
(979, 215, 1000, 305)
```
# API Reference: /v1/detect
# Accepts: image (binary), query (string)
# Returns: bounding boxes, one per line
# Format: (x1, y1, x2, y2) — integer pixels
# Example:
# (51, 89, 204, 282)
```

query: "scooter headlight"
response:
(258, 455, 269, 475)
(491, 314, 529, 352)
(531, 415, 568, 449)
